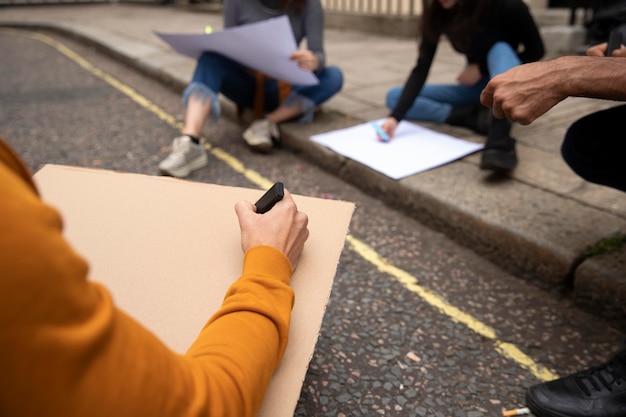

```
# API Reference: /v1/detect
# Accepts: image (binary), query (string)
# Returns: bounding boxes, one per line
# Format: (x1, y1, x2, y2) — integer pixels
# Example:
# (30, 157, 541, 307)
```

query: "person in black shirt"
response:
(379, 0, 544, 172)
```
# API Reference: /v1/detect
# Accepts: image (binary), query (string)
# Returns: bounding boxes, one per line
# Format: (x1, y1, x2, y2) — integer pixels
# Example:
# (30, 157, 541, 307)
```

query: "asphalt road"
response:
(1, 28, 624, 416)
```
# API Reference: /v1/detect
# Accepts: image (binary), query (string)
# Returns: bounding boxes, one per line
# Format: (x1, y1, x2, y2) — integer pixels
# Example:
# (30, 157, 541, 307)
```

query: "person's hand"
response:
(586, 41, 626, 57)
(480, 60, 566, 125)
(587, 42, 609, 56)
(457, 63, 482, 86)
(290, 50, 319, 71)
(235, 189, 309, 270)
(380, 117, 398, 141)
(611, 46, 626, 57)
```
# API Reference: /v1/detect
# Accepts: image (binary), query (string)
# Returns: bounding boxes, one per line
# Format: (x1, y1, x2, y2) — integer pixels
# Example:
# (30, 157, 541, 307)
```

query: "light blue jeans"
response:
(183, 51, 344, 123)
(386, 42, 521, 122)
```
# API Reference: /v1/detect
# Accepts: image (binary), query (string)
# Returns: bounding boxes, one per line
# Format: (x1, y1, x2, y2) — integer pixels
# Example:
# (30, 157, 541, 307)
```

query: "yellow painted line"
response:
(2, 27, 276, 188)
(347, 233, 559, 381)
(7, 29, 183, 131)
(496, 342, 558, 382)
(6, 28, 559, 382)
(211, 147, 274, 191)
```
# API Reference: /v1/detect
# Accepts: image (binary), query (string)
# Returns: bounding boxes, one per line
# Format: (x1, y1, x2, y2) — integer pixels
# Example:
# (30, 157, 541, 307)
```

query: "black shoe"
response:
(445, 104, 491, 135)
(526, 348, 626, 417)
(480, 145, 518, 171)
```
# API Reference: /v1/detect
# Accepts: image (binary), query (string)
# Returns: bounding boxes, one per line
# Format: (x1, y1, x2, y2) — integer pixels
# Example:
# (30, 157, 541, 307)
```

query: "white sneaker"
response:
(158, 135, 208, 178)
(242, 119, 279, 153)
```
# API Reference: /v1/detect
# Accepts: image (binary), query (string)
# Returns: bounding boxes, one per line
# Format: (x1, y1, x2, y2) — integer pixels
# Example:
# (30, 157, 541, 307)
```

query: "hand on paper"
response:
(290, 50, 319, 71)
(235, 189, 309, 270)
(379, 117, 398, 142)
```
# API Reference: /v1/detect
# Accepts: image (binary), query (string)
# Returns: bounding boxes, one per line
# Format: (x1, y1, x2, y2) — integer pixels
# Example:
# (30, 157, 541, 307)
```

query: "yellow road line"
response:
(4, 28, 558, 382)
(347, 235, 558, 381)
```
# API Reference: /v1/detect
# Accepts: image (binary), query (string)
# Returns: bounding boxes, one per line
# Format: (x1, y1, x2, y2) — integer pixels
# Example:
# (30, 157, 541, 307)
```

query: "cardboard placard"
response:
(34, 165, 355, 417)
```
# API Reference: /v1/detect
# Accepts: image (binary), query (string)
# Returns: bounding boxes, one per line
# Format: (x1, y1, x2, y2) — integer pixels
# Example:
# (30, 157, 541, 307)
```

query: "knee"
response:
(488, 41, 515, 57)
(487, 41, 520, 67)
(386, 87, 402, 110)
(323, 66, 344, 93)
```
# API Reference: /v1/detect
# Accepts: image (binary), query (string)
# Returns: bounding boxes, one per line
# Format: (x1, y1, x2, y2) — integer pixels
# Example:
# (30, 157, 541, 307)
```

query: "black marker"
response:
(254, 182, 284, 214)
(606, 30, 623, 57)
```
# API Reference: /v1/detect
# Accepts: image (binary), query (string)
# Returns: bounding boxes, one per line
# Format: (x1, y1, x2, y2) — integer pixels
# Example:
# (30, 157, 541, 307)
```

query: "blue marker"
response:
(371, 122, 390, 143)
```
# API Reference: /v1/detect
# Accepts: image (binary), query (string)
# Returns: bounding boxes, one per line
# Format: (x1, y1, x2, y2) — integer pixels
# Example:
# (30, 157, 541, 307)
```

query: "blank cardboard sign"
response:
(34, 164, 355, 417)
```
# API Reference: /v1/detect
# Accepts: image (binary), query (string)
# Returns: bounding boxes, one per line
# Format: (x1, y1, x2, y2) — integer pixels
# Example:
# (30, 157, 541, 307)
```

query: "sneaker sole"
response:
(242, 131, 274, 154)
(159, 153, 208, 178)
(480, 149, 518, 171)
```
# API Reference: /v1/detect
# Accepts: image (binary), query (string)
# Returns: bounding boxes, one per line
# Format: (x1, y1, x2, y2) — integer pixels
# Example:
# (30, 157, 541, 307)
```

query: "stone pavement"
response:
(1, 3, 625, 322)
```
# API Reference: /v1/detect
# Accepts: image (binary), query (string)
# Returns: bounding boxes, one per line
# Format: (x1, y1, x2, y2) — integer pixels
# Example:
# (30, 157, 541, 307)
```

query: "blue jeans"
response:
(386, 42, 522, 122)
(183, 52, 343, 122)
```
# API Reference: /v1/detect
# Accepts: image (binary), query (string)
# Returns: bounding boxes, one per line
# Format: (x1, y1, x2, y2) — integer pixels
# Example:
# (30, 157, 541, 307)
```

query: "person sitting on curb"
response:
(379, 0, 544, 172)
(480, 40, 626, 417)
(158, 0, 343, 178)
(0, 133, 310, 417)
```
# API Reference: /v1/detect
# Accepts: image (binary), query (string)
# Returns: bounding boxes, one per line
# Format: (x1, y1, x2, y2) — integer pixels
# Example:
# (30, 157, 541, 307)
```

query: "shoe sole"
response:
(159, 153, 208, 178)
(242, 131, 274, 154)
(525, 394, 570, 417)
(480, 149, 518, 171)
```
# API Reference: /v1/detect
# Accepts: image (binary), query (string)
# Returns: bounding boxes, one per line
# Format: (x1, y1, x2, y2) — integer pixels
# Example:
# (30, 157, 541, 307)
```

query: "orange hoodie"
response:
(0, 137, 294, 417)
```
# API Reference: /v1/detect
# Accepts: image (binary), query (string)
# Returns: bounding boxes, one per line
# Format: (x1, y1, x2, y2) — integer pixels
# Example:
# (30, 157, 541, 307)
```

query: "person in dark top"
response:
(379, 0, 544, 172)
(481, 39, 626, 417)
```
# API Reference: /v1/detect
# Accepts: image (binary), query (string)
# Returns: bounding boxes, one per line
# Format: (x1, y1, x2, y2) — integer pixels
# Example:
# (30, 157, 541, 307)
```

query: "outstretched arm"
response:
(481, 46, 626, 125)
(0, 135, 310, 417)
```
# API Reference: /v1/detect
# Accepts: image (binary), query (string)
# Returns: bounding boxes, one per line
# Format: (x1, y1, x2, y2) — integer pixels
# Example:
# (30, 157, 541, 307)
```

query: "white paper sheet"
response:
(310, 120, 484, 180)
(155, 16, 319, 86)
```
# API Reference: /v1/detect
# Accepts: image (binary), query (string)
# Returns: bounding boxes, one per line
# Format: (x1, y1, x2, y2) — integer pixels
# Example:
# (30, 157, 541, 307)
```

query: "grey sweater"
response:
(223, 0, 326, 70)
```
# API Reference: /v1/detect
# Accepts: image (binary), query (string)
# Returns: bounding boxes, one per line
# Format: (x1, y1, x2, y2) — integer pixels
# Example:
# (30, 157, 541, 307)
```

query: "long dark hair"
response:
(421, 0, 490, 51)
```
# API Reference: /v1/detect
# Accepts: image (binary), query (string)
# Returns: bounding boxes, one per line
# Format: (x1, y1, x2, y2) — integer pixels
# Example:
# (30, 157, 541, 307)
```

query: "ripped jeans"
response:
(183, 51, 344, 123)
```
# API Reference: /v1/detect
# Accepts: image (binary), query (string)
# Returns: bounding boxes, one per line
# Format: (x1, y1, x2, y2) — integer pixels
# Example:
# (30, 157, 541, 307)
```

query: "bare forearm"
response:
(555, 55, 626, 101)
(481, 54, 626, 124)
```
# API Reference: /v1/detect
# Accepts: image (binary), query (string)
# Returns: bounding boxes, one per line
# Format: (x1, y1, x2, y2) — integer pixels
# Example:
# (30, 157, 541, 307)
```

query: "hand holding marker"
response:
(372, 122, 390, 143)
(255, 182, 284, 214)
